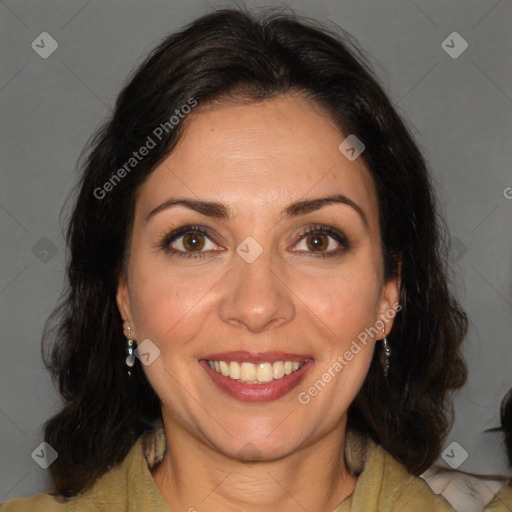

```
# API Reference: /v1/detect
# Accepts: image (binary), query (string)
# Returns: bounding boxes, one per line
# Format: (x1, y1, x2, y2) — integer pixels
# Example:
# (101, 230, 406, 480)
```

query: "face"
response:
(117, 93, 400, 460)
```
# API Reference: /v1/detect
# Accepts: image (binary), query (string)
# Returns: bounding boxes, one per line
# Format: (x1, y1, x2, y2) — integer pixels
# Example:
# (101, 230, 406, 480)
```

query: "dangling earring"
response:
(382, 329, 391, 381)
(125, 326, 135, 376)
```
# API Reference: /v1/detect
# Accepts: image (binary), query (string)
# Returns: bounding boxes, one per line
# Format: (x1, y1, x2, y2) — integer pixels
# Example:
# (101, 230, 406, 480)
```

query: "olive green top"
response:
(0, 426, 455, 511)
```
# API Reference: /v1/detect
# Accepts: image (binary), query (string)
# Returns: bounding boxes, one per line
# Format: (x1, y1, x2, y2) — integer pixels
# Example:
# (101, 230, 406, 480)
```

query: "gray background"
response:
(1, 0, 511, 501)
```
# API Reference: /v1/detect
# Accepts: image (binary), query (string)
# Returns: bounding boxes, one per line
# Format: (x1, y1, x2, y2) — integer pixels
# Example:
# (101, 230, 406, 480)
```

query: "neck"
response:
(150, 416, 359, 512)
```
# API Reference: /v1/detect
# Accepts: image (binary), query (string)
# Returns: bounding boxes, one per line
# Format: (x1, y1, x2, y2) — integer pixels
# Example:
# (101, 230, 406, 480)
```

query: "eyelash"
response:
(159, 224, 351, 259)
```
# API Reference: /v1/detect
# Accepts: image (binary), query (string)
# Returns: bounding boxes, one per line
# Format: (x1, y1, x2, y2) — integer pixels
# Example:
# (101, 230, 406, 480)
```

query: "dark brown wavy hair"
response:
(501, 388, 512, 467)
(41, 6, 468, 497)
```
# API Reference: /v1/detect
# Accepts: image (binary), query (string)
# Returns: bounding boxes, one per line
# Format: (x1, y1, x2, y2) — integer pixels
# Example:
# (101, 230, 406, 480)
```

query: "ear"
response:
(377, 257, 402, 337)
(116, 273, 137, 339)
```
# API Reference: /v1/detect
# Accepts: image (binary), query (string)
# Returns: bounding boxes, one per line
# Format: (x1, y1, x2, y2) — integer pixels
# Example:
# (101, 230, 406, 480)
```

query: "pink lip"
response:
(199, 358, 314, 403)
(201, 351, 313, 364)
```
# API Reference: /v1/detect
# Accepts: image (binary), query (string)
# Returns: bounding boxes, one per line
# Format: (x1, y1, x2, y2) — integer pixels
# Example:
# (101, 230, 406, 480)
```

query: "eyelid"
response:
(160, 225, 223, 252)
(159, 223, 351, 258)
(290, 224, 351, 253)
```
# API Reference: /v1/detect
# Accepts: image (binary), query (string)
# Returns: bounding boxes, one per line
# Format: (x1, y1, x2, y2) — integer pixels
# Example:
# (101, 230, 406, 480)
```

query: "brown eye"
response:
(181, 233, 206, 251)
(305, 233, 329, 252)
(165, 227, 219, 256)
(161, 225, 225, 259)
(293, 225, 350, 257)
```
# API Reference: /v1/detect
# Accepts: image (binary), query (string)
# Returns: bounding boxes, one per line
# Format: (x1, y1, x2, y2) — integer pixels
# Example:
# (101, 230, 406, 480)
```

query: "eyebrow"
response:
(145, 194, 368, 228)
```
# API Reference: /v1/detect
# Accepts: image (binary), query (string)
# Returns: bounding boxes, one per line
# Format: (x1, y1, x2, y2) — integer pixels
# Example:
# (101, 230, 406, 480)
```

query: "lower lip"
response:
(199, 359, 314, 403)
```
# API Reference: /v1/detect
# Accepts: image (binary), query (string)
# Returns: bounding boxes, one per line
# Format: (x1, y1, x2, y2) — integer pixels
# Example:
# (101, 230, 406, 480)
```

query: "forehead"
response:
(136, 94, 379, 226)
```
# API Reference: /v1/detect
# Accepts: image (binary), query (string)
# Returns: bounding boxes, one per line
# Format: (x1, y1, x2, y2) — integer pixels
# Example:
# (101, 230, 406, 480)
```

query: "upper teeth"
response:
(207, 360, 306, 383)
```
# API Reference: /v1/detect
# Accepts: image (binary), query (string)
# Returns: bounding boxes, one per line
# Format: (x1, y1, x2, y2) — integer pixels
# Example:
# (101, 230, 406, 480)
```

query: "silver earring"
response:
(382, 329, 391, 380)
(126, 326, 135, 375)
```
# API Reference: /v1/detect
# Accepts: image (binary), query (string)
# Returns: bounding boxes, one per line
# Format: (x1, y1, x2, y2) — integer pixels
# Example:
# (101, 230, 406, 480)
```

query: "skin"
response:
(116, 93, 400, 512)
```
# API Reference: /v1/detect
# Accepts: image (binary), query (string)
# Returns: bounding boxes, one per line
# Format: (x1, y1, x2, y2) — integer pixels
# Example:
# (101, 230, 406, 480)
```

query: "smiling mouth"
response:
(205, 359, 308, 384)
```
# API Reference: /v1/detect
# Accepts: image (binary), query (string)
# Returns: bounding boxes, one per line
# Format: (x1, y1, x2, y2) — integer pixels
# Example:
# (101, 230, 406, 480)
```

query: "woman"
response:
(1, 7, 469, 511)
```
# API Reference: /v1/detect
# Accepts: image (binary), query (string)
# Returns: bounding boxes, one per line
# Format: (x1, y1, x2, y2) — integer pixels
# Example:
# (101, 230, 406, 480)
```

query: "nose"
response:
(218, 248, 295, 333)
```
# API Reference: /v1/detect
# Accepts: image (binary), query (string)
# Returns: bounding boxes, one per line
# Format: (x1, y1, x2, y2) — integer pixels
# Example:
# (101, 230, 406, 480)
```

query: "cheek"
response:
(128, 260, 219, 347)
(291, 264, 381, 341)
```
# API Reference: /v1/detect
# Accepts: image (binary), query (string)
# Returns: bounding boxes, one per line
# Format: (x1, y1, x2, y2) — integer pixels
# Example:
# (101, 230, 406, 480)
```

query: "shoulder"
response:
(0, 493, 71, 511)
(0, 484, 122, 512)
(375, 442, 455, 511)
(346, 432, 455, 511)
(0, 434, 148, 512)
